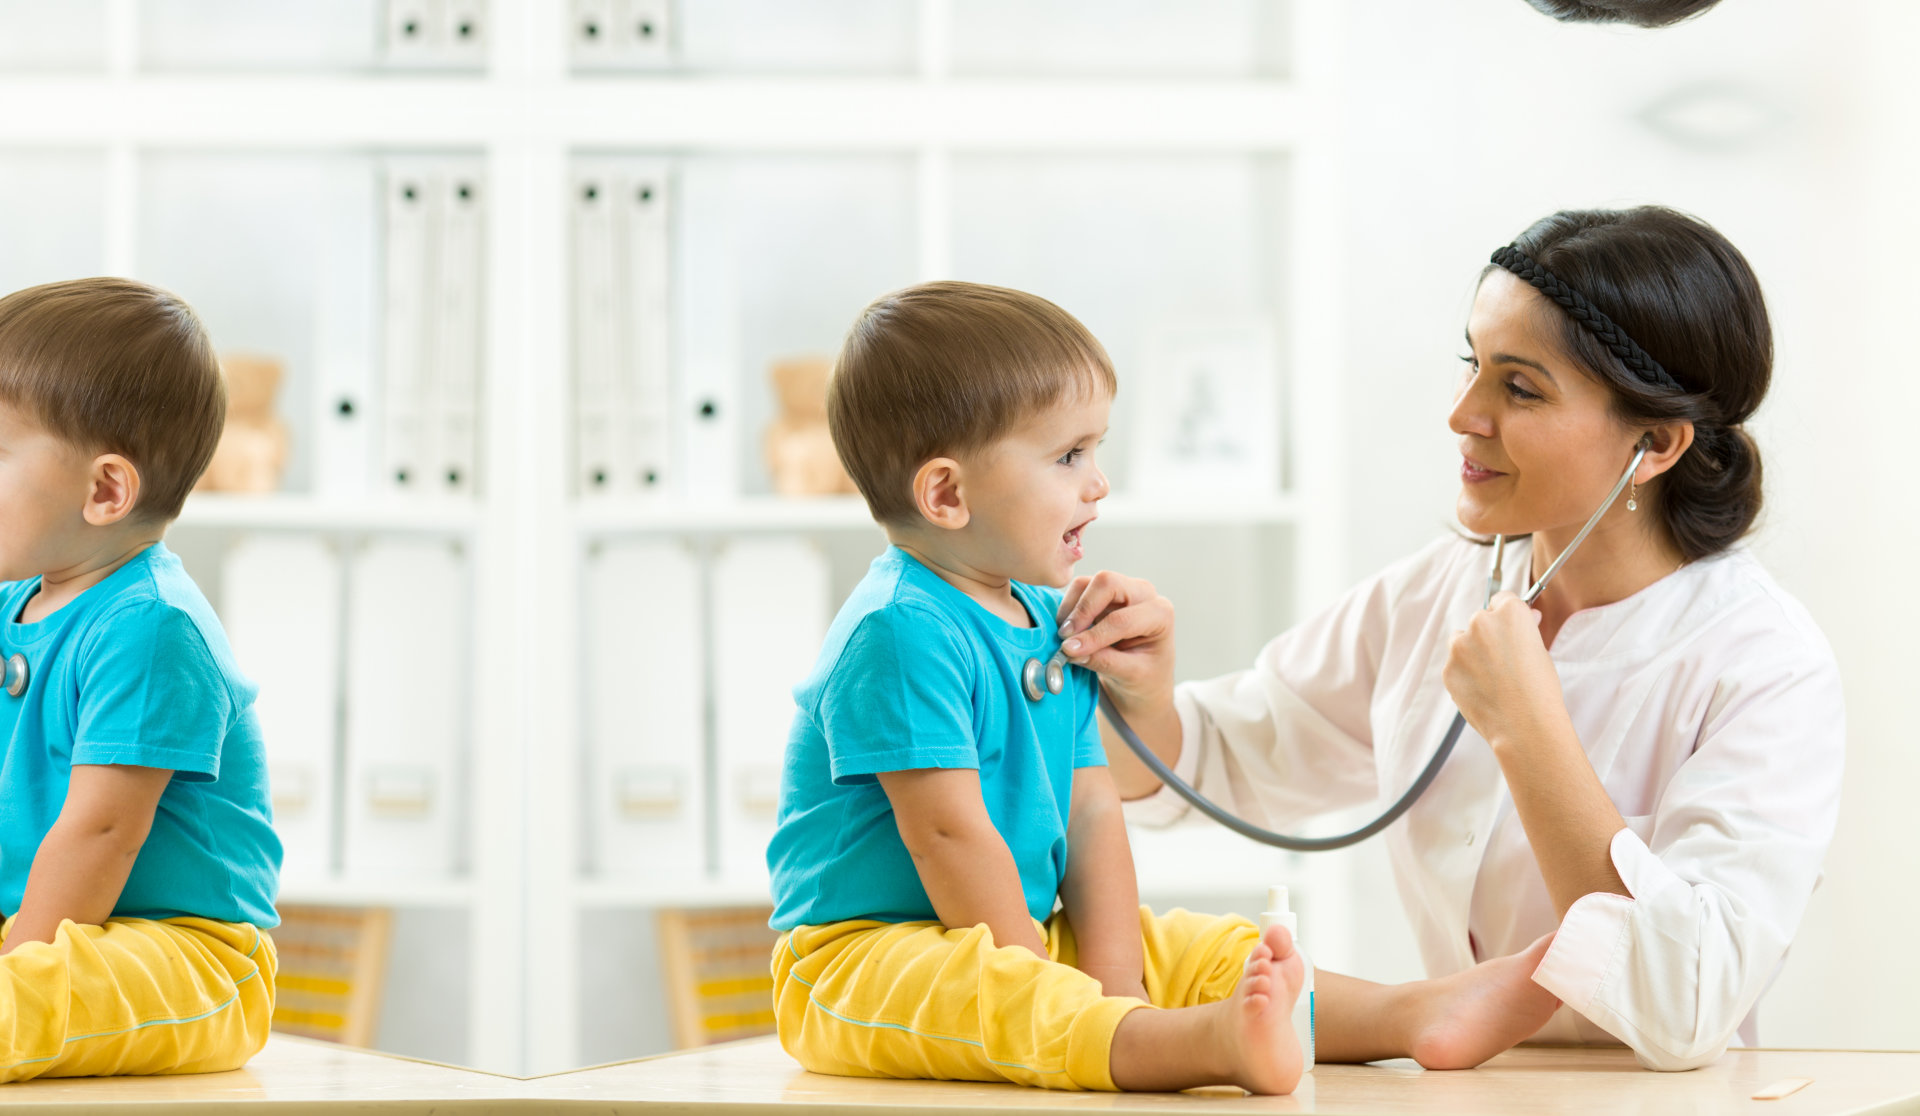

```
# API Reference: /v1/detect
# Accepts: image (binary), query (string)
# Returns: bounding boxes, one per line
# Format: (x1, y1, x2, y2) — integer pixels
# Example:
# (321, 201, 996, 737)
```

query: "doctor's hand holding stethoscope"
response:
(1049, 206, 1845, 1073)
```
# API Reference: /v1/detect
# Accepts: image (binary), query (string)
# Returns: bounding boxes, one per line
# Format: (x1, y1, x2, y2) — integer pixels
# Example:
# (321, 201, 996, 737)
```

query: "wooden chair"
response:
(269, 904, 394, 1049)
(656, 906, 780, 1049)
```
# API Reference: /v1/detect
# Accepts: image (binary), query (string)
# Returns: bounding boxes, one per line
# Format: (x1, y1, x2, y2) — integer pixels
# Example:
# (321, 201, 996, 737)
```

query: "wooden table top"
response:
(7, 1034, 1919, 1114)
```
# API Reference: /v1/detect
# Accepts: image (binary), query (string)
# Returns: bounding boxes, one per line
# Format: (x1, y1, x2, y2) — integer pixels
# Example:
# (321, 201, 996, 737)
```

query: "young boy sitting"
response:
(765, 281, 1305, 1095)
(0, 278, 281, 1082)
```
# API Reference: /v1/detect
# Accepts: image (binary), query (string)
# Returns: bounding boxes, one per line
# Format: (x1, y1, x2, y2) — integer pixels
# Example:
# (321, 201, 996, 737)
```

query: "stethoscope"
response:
(1022, 439, 1650, 852)
(2, 652, 25, 698)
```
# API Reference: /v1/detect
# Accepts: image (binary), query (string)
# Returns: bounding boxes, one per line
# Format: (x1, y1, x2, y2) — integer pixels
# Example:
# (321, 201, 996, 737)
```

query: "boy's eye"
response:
(1058, 447, 1084, 466)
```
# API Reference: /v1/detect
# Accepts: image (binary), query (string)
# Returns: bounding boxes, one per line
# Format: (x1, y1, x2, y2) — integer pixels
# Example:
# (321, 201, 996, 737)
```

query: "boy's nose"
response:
(1088, 466, 1111, 500)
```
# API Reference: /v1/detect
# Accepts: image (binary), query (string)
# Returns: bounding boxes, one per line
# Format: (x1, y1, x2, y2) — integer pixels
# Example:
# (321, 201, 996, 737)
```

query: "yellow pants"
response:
(0, 915, 277, 1083)
(773, 906, 1258, 1092)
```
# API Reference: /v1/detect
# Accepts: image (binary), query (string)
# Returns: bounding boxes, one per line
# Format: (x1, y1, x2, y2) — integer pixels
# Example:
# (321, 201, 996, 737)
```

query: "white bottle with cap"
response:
(1259, 885, 1314, 1072)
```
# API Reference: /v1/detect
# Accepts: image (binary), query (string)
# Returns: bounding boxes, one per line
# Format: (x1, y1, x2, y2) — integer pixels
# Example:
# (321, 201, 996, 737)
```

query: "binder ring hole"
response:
(583, 184, 600, 202)
(638, 186, 654, 203)
(639, 21, 654, 37)
(402, 19, 420, 36)
(592, 470, 609, 487)
(582, 20, 600, 38)
(337, 398, 355, 417)
(457, 21, 474, 38)
(698, 400, 718, 420)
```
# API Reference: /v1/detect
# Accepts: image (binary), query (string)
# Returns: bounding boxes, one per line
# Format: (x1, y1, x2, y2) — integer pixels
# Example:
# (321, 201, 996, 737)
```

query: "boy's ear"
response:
(910, 457, 969, 531)
(82, 453, 141, 527)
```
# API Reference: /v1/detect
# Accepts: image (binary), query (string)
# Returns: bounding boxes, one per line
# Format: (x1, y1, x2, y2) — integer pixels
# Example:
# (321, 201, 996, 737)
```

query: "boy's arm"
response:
(877, 767, 1049, 957)
(1, 764, 171, 955)
(1058, 765, 1148, 1000)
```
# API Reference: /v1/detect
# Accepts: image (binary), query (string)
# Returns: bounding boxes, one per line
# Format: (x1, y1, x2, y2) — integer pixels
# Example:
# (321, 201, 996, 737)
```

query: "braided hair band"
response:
(1490, 245, 1685, 394)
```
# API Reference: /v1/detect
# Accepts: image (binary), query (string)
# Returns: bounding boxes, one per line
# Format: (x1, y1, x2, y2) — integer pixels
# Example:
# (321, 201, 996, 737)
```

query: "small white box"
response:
(220, 536, 344, 886)
(341, 539, 468, 878)
(710, 537, 828, 883)
(584, 540, 706, 884)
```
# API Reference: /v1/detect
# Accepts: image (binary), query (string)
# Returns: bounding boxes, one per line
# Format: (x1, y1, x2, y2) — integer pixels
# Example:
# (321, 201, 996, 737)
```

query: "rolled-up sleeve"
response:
(1531, 636, 1845, 1071)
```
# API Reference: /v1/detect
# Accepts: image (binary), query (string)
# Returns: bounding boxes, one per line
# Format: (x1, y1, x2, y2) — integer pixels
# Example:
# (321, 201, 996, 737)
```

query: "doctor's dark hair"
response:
(1490, 206, 1770, 562)
(0, 278, 226, 523)
(1523, 0, 1722, 27)
(829, 281, 1116, 528)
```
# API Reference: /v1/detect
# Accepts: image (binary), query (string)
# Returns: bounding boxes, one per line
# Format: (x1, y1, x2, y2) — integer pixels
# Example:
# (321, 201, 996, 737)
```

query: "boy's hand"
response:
(2, 764, 170, 955)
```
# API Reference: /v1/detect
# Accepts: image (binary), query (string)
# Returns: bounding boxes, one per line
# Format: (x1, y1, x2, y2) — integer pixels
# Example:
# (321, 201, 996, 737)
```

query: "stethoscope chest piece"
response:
(3, 652, 27, 699)
(1022, 654, 1066, 703)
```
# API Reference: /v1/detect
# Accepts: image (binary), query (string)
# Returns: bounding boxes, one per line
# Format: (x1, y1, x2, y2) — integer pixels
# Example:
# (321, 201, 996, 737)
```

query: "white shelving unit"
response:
(0, 0, 1346, 1076)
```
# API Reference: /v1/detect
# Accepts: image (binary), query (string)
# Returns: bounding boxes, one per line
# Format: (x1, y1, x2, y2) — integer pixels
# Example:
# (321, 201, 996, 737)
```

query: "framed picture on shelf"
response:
(1127, 317, 1282, 499)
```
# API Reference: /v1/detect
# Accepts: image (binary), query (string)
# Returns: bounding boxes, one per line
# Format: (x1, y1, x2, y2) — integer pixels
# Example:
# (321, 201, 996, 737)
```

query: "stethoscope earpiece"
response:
(3, 652, 27, 699)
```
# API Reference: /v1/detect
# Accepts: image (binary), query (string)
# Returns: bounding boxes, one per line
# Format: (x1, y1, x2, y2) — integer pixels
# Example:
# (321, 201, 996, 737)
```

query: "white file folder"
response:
(573, 166, 622, 497)
(220, 536, 343, 887)
(584, 540, 705, 885)
(311, 158, 382, 500)
(710, 537, 828, 884)
(382, 0, 487, 70)
(621, 165, 673, 496)
(570, 0, 672, 70)
(674, 168, 740, 501)
(342, 539, 467, 878)
(381, 161, 434, 495)
(382, 156, 486, 500)
(574, 159, 674, 498)
(433, 162, 485, 496)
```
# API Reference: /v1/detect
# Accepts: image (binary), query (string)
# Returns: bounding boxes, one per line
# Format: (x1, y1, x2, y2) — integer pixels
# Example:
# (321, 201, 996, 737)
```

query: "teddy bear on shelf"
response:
(764, 355, 858, 498)
(195, 353, 290, 495)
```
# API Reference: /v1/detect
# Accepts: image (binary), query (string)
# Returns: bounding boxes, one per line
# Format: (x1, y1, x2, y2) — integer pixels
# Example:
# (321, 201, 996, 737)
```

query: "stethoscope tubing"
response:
(1089, 441, 1649, 853)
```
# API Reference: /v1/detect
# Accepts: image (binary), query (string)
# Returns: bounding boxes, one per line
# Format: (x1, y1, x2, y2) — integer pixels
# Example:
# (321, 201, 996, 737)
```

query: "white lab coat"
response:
(1124, 534, 1844, 1070)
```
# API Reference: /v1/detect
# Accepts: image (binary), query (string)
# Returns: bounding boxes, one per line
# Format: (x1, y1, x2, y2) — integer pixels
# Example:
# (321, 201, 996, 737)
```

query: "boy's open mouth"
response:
(1062, 518, 1094, 558)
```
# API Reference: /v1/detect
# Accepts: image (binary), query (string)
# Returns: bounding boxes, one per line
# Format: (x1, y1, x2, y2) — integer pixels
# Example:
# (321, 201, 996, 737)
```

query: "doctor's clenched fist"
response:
(1443, 591, 1571, 753)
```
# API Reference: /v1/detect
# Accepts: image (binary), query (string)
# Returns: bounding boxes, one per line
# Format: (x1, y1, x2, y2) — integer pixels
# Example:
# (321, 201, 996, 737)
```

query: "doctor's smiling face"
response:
(1451, 269, 1658, 542)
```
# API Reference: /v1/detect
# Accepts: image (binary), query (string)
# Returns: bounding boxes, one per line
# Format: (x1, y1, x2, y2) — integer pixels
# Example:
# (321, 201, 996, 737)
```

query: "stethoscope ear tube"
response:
(1099, 684, 1468, 852)
(1097, 439, 1649, 852)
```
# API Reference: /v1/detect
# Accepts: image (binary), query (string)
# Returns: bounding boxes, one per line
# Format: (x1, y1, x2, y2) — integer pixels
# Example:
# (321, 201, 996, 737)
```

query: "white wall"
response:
(1333, 0, 1919, 1049)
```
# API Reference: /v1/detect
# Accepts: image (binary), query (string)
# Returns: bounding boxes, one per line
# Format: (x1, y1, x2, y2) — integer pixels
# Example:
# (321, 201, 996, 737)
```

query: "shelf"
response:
(0, 78, 1308, 150)
(574, 877, 774, 911)
(177, 493, 481, 534)
(277, 877, 476, 909)
(575, 493, 1302, 536)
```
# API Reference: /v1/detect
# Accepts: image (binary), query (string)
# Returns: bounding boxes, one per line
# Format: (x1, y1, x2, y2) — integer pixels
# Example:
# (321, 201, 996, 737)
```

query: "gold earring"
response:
(1627, 477, 1638, 512)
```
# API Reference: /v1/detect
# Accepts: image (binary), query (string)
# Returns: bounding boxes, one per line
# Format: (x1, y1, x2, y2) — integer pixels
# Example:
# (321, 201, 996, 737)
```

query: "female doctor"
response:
(1058, 206, 1844, 1072)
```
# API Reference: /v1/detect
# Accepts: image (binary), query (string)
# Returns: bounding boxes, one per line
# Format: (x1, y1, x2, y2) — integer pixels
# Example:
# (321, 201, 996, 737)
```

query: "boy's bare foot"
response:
(1404, 934, 1561, 1070)
(1108, 923, 1306, 1095)
(1213, 923, 1307, 1095)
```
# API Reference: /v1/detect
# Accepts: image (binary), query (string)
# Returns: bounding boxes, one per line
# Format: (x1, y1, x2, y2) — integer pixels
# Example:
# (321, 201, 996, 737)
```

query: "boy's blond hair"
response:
(828, 281, 1116, 527)
(0, 278, 226, 522)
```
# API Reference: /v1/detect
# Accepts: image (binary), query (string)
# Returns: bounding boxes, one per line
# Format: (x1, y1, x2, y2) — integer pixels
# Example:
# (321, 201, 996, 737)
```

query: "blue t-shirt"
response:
(0, 543, 281, 928)
(767, 547, 1106, 931)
